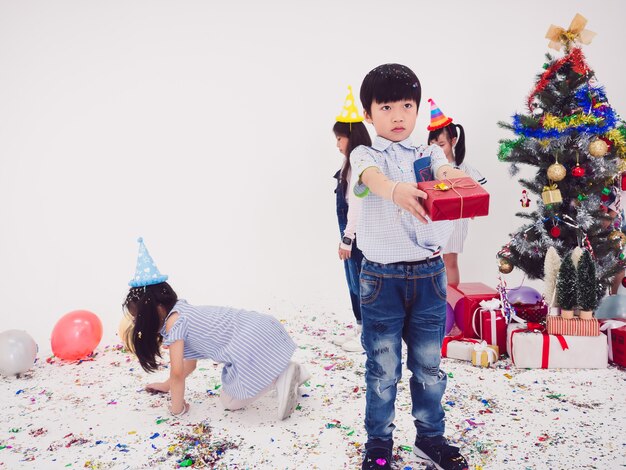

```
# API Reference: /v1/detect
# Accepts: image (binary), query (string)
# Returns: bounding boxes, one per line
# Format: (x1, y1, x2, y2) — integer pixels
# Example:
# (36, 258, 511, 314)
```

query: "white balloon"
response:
(596, 294, 626, 320)
(0, 330, 38, 376)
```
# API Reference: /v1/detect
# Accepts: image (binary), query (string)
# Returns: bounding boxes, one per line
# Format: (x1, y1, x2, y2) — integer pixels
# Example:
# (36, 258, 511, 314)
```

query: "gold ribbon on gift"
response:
(472, 341, 498, 368)
(543, 183, 558, 192)
(424, 179, 478, 219)
(546, 13, 596, 51)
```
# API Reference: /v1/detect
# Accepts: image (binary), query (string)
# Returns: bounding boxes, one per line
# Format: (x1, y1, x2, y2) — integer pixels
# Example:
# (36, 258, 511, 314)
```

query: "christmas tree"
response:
(556, 252, 577, 312)
(577, 249, 598, 312)
(497, 14, 626, 300)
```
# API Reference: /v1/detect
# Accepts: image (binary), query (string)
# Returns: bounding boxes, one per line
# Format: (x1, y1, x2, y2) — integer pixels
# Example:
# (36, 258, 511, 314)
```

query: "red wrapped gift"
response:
(447, 283, 499, 339)
(599, 320, 626, 366)
(471, 299, 507, 354)
(417, 177, 490, 221)
(546, 316, 600, 336)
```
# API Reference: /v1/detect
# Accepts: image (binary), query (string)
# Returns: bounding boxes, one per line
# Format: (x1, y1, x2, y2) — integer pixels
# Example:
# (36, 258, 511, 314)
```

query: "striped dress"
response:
(443, 161, 487, 254)
(160, 299, 297, 400)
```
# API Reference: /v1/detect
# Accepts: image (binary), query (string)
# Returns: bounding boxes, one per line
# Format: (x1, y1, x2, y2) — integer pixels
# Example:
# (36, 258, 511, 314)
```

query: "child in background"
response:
(351, 65, 469, 470)
(427, 99, 486, 286)
(123, 238, 309, 420)
(332, 86, 372, 353)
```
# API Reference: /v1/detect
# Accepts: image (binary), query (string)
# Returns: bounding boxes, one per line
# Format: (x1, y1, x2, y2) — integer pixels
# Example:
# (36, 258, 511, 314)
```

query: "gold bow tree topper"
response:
(545, 13, 596, 51)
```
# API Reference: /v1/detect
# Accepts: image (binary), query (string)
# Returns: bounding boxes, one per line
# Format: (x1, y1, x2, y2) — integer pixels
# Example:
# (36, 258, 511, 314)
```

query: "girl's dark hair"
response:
(359, 63, 421, 115)
(427, 123, 466, 166)
(333, 121, 372, 183)
(123, 282, 178, 373)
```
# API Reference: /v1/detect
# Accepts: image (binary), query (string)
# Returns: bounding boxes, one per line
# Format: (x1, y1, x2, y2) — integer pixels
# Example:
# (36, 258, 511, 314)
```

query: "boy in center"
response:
(351, 63, 470, 470)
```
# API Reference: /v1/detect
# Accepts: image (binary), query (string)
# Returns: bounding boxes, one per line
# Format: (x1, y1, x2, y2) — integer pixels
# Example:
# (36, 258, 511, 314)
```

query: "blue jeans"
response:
(360, 257, 448, 448)
(343, 243, 363, 323)
(335, 170, 363, 323)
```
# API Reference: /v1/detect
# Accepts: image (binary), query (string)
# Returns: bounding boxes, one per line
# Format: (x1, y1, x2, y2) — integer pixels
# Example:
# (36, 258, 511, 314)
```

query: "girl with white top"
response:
(427, 99, 486, 285)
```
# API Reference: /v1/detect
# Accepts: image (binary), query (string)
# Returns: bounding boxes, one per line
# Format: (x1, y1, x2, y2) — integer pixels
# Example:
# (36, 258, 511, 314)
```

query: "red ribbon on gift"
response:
(423, 179, 478, 219)
(600, 320, 626, 361)
(510, 323, 568, 367)
(442, 334, 480, 357)
(472, 299, 504, 350)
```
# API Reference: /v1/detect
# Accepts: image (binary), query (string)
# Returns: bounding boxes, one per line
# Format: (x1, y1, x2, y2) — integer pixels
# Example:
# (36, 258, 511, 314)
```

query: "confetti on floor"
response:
(1, 302, 625, 469)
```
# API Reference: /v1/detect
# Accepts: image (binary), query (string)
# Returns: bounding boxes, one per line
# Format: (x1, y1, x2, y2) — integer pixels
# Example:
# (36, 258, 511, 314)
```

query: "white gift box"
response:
(507, 323, 607, 369)
(441, 336, 481, 362)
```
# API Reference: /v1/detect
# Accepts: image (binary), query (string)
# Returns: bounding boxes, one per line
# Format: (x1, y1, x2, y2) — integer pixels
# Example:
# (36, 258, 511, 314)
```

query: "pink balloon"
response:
(445, 302, 454, 335)
(453, 298, 474, 338)
(51, 310, 103, 360)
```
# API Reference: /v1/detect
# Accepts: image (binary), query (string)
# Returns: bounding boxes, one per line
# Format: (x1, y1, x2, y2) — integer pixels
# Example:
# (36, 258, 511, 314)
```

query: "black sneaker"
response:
(361, 446, 392, 470)
(413, 436, 468, 470)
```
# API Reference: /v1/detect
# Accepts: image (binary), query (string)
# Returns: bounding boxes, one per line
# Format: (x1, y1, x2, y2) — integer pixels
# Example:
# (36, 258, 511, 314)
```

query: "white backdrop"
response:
(2, 0, 626, 351)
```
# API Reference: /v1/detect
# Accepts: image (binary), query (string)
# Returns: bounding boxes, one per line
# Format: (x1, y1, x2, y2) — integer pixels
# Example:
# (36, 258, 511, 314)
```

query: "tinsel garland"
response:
(527, 48, 590, 110)
(606, 127, 626, 156)
(498, 137, 525, 161)
(543, 113, 602, 131)
(575, 84, 607, 112)
(511, 109, 618, 139)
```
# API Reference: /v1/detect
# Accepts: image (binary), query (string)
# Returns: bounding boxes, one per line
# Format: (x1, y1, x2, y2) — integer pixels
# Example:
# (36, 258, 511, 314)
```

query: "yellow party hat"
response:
(336, 86, 364, 123)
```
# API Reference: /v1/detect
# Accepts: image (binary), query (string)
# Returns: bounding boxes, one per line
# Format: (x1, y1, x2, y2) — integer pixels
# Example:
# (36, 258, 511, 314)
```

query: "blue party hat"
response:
(129, 237, 169, 287)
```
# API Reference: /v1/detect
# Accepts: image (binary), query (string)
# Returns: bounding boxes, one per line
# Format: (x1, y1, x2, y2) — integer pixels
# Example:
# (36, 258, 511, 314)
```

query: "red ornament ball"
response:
(550, 226, 561, 238)
(601, 194, 610, 202)
(572, 165, 585, 178)
(622, 277, 626, 288)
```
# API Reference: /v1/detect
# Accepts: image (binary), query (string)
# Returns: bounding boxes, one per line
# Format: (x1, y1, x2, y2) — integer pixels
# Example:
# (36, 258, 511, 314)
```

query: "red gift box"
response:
(472, 300, 507, 354)
(417, 177, 490, 221)
(447, 283, 499, 339)
(600, 320, 626, 366)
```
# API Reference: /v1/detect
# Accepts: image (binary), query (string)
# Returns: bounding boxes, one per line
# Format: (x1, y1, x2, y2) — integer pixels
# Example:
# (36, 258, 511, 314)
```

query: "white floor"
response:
(1, 303, 625, 469)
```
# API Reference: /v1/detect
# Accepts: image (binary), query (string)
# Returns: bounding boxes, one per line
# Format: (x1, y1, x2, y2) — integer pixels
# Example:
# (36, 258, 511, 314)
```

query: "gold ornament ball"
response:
(547, 163, 567, 182)
(498, 258, 514, 274)
(588, 139, 609, 158)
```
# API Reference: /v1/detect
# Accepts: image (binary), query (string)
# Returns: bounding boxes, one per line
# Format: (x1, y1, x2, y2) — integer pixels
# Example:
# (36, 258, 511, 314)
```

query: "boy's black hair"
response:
(332, 121, 372, 183)
(428, 123, 466, 166)
(359, 63, 421, 115)
(123, 282, 178, 373)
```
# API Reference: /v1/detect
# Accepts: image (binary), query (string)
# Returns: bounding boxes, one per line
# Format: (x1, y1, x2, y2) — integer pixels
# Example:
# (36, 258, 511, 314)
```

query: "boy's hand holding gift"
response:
(390, 181, 429, 223)
(417, 177, 490, 221)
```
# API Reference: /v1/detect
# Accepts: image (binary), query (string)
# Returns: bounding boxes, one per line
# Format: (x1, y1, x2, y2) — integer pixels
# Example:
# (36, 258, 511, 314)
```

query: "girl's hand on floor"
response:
(145, 381, 170, 394)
